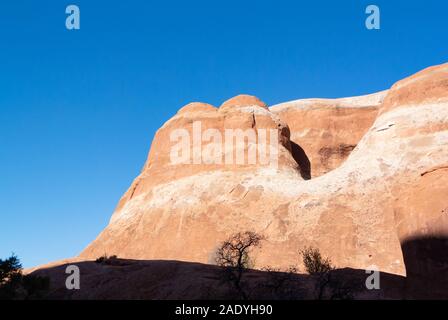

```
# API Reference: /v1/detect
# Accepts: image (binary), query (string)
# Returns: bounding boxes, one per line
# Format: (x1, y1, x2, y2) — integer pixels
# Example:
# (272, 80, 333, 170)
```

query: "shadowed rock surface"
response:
(29, 259, 408, 300)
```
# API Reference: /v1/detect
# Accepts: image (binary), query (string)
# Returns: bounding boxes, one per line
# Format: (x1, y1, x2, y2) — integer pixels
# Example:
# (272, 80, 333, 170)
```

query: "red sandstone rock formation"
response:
(32, 63, 448, 297)
(78, 63, 448, 279)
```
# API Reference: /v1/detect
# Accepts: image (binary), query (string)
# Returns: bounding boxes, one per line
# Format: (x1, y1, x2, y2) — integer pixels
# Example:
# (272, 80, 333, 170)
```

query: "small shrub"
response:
(95, 256, 106, 264)
(95, 254, 118, 265)
(300, 246, 356, 299)
(300, 246, 333, 274)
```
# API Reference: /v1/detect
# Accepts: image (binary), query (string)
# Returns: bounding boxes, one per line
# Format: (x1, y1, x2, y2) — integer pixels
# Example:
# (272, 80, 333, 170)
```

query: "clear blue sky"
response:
(0, 0, 446, 268)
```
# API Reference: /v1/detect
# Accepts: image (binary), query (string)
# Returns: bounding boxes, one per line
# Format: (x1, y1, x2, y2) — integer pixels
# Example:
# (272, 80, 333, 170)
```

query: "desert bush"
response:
(300, 246, 356, 299)
(95, 254, 118, 265)
(301, 246, 333, 275)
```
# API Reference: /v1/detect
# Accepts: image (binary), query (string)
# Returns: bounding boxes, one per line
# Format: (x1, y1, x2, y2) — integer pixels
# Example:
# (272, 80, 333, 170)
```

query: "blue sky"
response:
(0, 0, 447, 268)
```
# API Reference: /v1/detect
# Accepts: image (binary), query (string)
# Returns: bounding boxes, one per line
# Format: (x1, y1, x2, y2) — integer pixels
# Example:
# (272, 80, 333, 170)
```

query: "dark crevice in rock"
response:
(290, 141, 311, 180)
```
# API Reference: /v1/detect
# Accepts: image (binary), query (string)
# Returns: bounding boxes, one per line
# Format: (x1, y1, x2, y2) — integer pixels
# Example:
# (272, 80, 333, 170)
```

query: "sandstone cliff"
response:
(76, 62, 448, 291)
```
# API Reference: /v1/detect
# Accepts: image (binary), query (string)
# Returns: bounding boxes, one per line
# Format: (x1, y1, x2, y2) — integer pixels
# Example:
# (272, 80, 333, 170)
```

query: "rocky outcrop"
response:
(81, 94, 304, 265)
(271, 91, 386, 178)
(77, 63, 448, 285)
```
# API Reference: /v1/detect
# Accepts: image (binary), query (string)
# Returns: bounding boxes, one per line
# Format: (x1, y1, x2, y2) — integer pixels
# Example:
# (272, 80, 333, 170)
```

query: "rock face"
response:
(271, 91, 386, 178)
(80, 63, 448, 286)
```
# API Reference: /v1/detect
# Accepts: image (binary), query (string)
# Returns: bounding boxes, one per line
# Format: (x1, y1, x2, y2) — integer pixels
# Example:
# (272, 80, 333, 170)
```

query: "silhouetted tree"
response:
(0, 254, 22, 299)
(0, 254, 22, 281)
(0, 254, 49, 300)
(215, 231, 264, 299)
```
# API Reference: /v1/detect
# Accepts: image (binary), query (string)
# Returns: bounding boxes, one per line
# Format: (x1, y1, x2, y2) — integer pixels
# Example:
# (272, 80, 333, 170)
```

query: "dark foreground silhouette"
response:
(27, 259, 402, 300)
(23, 236, 448, 300)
